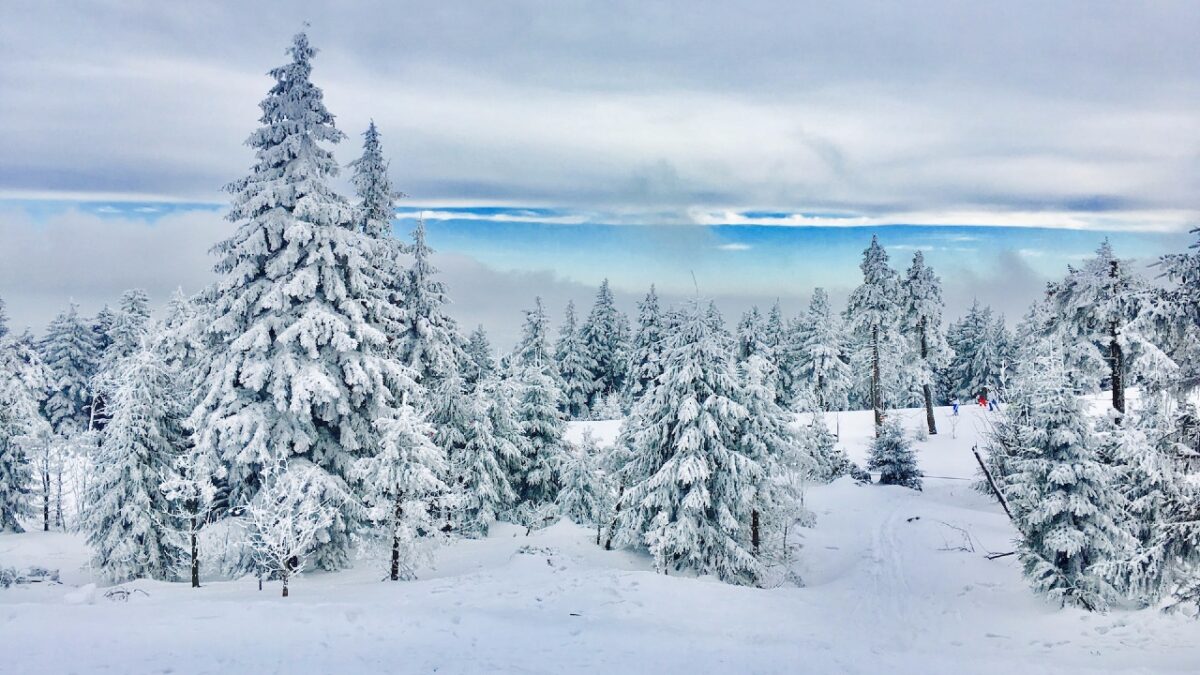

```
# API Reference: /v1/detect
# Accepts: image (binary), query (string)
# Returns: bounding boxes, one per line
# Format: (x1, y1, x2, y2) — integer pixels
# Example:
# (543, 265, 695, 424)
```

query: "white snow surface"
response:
(3, 404, 1199, 674)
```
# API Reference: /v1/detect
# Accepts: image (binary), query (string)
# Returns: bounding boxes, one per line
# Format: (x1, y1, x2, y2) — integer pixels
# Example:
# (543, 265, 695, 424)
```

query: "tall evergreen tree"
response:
(93, 288, 153, 427)
(0, 295, 9, 340)
(39, 303, 102, 434)
(845, 236, 905, 431)
(349, 120, 399, 239)
(516, 364, 567, 507)
(795, 288, 851, 411)
(85, 347, 187, 582)
(555, 301, 597, 420)
(616, 299, 761, 584)
(397, 217, 463, 387)
(191, 32, 408, 570)
(625, 285, 666, 406)
(512, 297, 555, 372)
(946, 301, 1006, 401)
(736, 306, 768, 362)
(349, 121, 408, 355)
(1005, 349, 1131, 611)
(0, 336, 48, 532)
(1045, 241, 1151, 413)
(454, 388, 519, 537)
(354, 401, 447, 581)
(902, 252, 953, 434)
(462, 325, 495, 389)
(580, 279, 631, 409)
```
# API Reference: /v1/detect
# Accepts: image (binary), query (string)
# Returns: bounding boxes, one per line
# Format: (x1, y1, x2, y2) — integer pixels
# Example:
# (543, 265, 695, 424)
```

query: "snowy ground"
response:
(3, 404, 1199, 674)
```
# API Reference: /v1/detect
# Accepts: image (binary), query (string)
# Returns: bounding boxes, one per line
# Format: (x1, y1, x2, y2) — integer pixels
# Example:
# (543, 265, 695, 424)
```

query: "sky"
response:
(1, 1, 1197, 347)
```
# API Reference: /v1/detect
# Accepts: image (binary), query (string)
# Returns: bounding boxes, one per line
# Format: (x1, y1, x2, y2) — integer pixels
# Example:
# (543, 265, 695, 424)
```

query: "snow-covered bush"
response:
(867, 417, 922, 490)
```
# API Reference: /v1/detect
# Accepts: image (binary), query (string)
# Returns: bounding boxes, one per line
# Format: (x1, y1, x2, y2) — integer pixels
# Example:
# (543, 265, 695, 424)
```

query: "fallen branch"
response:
(971, 445, 1015, 522)
(985, 551, 1017, 560)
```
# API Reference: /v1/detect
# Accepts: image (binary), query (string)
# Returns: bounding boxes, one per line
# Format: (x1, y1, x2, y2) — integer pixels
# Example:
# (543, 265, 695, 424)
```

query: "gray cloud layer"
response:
(2, 1, 1197, 227)
(0, 207, 1059, 349)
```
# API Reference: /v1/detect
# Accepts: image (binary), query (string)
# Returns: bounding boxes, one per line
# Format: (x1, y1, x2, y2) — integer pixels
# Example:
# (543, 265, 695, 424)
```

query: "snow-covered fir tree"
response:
(191, 32, 410, 571)
(354, 400, 447, 580)
(580, 279, 631, 410)
(556, 429, 612, 543)
(867, 416, 922, 490)
(516, 362, 567, 508)
(845, 236, 907, 431)
(794, 288, 851, 411)
(462, 325, 496, 389)
(946, 301, 1007, 402)
(1004, 348, 1131, 611)
(349, 120, 399, 239)
(39, 303, 102, 433)
(0, 335, 49, 532)
(764, 301, 794, 404)
(0, 296, 9, 340)
(737, 354, 806, 557)
(736, 306, 769, 362)
(902, 252, 952, 433)
(85, 347, 186, 583)
(92, 288, 153, 427)
(427, 372, 473, 528)
(1152, 226, 1200, 393)
(555, 300, 597, 420)
(625, 285, 666, 406)
(1045, 240, 1153, 412)
(616, 299, 762, 584)
(396, 216, 463, 387)
(349, 121, 409, 354)
(452, 385, 519, 537)
(511, 297, 556, 372)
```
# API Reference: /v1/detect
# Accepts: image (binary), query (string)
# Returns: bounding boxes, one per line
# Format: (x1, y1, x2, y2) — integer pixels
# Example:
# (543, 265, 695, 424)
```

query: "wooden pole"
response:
(971, 445, 1014, 522)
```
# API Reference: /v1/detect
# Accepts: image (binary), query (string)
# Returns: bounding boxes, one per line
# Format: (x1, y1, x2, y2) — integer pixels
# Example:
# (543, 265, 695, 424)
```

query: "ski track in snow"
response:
(2, 403, 1199, 674)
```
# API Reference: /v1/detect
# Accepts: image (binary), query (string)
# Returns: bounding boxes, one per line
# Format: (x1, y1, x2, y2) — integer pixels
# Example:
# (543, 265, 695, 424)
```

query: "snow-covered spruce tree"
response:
(512, 297, 556, 372)
(793, 288, 851, 411)
(427, 372, 473, 529)
(591, 392, 624, 420)
(516, 362, 567, 510)
(397, 216, 463, 388)
(354, 401, 447, 580)
(462, 325, 496, 390)
(625, 285, 666, 407)
(349, 121, 409, 354)
(85, 347, 187, 583)
(902, 252, 952, 433)
(191, 32, 408, 571)
(556, 429, 613, 543)
(737, 354, 807, 557)
(867, 416, 922, 490)
(0, 336, 49, 532)
(92, 288, 153, 428)
(616, 299, 762, 584)
(946, 301, 1005, 402)
(39, 303, 102, 433)
(1005, 349, 1131, 611)
(245, 461, 339, 597)
(764, 301, 794, 404)
(478, 374, 529, 505)
(0, 295, 8, 340)
(736, 306, 768, 362)
(453, 385, 518, 537)
(555, 300, 597, 420)
(1152, 226, 1200, 393)
(1045, 241, 1151, 413)
(349, 120, 399, 239)
(845, 236, 905, 431)
(580, 279, 631, 410)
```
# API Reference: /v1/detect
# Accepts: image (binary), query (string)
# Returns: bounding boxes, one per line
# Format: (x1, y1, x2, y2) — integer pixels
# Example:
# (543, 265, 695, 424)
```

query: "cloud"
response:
(0, 2, 1195, 230)
(715, 243, 752, 251)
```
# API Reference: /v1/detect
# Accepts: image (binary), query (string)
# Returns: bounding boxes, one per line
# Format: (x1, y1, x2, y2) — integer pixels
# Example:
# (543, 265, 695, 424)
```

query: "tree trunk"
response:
(919, 319, 937, 435)
(1111, 329, 1125, 414)
(390, 492, 403, 581)
(816, 373, 826, 411)
(41, 467, 50, 532)
(54, 467, 64, 529)
(751, 509, 761, 556)
(190, 515, 200, 588)
(605, 483, 625, 551)
(872, 325, 883, 434)
(281, 568, 289, 598)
